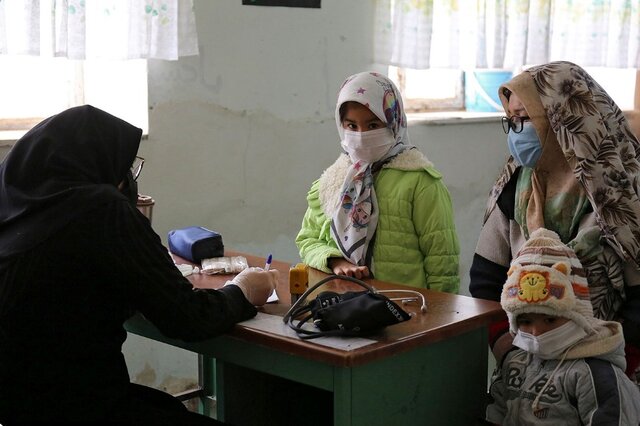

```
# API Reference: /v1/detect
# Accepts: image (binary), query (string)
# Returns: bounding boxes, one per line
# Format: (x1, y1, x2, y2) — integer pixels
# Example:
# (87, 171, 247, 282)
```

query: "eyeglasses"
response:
(501, 116, 530, 134)
(131, 156, 145, 181)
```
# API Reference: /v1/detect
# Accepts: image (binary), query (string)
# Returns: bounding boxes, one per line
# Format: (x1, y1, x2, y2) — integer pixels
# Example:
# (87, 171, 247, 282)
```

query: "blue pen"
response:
(264, 253, 273, 271)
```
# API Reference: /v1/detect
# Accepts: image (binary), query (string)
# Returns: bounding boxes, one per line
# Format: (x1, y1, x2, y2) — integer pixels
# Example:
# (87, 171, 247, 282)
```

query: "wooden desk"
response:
(125, 252, 503, 426)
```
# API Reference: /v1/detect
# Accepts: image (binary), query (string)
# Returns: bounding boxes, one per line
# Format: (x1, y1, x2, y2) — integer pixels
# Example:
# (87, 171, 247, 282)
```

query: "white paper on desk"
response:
(240, 312, 377, 351)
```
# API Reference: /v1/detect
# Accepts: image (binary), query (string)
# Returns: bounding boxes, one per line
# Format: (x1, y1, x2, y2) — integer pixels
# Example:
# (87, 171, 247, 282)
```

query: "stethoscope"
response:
(283, 274, 427, 325)
(377, 289, 427, 313)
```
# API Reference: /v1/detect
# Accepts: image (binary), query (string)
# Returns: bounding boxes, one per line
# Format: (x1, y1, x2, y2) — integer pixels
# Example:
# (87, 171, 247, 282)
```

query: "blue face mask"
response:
(507, 121, 542, 168)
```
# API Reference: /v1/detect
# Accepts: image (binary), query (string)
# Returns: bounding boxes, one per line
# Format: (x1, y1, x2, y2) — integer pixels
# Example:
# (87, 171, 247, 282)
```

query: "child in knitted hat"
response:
(486, 228, 640, 425)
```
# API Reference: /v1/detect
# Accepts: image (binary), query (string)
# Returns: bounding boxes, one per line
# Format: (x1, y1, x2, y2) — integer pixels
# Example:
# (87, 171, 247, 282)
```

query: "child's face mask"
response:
(513, 319, 587, 359)
(341, 128, 395, 164)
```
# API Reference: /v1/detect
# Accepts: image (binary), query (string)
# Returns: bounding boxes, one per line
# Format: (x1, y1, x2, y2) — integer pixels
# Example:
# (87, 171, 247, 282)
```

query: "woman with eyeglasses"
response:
(469, 61, 640, 377)
(0, 105, 278, 424)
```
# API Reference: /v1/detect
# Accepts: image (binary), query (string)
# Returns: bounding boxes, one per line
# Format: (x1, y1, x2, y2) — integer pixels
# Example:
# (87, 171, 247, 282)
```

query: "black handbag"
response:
(283, 275, 414, 339)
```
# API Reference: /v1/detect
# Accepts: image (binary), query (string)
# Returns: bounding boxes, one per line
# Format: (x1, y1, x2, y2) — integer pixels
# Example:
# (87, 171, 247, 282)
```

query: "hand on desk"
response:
(328, 258, 370, 280)
(228, 267, 279, 306)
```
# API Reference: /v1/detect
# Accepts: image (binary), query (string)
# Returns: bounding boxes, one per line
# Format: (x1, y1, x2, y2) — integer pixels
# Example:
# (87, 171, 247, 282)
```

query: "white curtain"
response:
(0, 0, 198, 60)
(375, 0, 640, 69)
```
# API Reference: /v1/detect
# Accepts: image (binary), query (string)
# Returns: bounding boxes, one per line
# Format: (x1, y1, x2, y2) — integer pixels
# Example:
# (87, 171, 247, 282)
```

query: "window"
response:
(390, 66, 638, 114)
(0, 56, 149, 138)
(389, 66, 464, 112)
(376, 0, 640, 115)
(580, 67, 638, 111)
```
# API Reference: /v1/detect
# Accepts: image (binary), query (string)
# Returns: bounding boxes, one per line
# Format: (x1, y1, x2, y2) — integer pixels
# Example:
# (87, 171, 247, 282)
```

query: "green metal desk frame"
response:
(126, 314, 489, 425)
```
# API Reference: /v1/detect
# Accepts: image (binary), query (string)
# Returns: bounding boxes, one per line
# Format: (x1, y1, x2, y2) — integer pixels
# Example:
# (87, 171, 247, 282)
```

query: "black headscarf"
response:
(0, 105, 143, 261)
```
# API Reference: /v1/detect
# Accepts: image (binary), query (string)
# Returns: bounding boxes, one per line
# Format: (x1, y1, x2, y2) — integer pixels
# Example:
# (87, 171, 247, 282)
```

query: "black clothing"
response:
(0, 106, 256, 423)
(0, 200, 256, 423)
(468, 168, 520, 302)
(0, 105, 142, 261)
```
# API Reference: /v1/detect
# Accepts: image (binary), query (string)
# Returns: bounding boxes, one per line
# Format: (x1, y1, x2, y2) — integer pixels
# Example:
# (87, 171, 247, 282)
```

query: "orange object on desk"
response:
(288, 263, 309, 303)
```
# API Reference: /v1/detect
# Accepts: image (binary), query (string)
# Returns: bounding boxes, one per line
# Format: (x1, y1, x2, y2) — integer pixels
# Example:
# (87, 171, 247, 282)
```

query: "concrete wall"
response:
(138, 0, 508, 289)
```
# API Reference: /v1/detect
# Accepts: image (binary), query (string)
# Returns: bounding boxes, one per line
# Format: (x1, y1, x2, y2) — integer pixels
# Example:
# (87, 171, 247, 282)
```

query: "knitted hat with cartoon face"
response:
(501, 228, 596, 335)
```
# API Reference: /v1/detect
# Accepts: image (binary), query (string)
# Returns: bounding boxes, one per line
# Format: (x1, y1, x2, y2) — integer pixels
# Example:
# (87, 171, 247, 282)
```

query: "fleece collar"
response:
(564, 320, 626, 368)
(318, 149, 433, 217)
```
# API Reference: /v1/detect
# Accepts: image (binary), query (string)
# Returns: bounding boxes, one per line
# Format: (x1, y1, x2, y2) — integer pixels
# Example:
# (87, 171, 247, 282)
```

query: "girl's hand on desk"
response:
(328, 258, 370, 280)
(228, 267, 279, 306)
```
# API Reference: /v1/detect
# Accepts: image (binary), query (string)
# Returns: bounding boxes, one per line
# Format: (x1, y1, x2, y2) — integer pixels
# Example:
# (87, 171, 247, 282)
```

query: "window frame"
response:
(392, 67, 465, 113)
(0, 57, 148, 137)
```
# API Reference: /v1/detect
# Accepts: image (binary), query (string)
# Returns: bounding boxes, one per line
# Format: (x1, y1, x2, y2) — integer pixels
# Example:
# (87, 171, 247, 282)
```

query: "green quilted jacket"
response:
(296, 150, 460, 293)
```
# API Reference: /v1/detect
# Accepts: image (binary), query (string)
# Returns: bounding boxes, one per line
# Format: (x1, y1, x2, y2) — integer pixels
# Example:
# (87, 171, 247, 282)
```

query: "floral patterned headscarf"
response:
(486, 61, 640, 269)
(331, 72, 413, 267)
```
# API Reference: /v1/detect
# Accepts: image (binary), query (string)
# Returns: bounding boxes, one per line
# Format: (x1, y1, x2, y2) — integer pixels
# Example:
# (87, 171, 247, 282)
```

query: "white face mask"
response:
(513, 320, 587, 360)
(341, 128, 395, 164)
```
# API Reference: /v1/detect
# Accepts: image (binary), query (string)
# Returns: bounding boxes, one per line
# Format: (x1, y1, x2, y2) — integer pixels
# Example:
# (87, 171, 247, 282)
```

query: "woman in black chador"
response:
(0, 105, 277, 424)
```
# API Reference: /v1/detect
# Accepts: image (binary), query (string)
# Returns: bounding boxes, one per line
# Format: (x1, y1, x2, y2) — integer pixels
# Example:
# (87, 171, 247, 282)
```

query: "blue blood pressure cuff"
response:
(167, 226, 224, 263)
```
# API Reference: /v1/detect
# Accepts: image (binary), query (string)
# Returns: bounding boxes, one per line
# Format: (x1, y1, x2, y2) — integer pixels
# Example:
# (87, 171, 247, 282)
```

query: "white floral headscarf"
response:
(330, 72, 413, 266)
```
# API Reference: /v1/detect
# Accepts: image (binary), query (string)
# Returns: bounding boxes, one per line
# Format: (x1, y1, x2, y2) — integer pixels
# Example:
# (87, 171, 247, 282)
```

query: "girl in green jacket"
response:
(295, 72, 459, 292)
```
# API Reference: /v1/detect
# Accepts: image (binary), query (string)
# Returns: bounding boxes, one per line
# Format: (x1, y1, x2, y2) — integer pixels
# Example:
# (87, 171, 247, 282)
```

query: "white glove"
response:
(227, 267, 279, 306)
